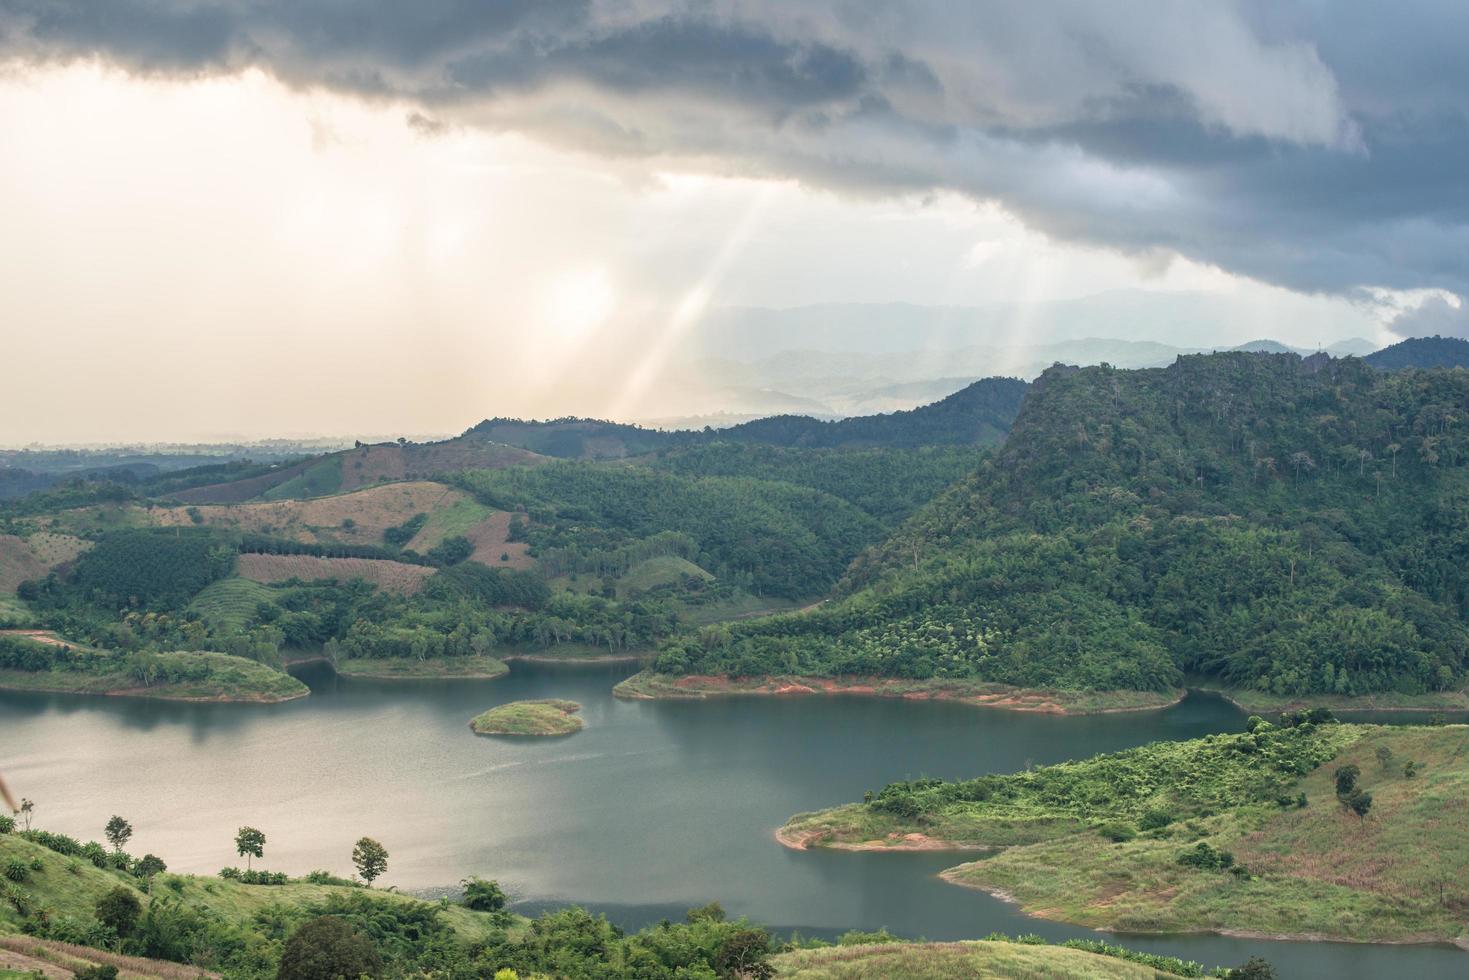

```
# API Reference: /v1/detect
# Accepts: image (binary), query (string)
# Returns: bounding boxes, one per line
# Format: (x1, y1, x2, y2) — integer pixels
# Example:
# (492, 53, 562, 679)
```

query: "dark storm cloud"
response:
(2, 0, 1466, 308)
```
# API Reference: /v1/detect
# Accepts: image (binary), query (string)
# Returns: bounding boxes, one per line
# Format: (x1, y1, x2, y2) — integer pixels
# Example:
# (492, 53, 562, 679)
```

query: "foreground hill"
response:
(639, 352, 1469, 706)
(780, 719, 1469, 945)
(0, 824, 1248, 980)
(1364, 335, 1469, 371)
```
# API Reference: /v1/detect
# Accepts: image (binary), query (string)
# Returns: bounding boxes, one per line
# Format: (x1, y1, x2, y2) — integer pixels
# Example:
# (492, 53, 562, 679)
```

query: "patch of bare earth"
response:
(465, 510, 533, 568)
(0, 532, 91, 592)
(151, 481, 466, 545)
(235, 553, 434, 595)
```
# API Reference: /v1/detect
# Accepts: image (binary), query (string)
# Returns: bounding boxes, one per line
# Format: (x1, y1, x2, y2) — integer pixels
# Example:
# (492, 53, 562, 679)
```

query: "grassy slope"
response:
(470, 699, 582, 735)
(770, 941, 1189, 980)
(617, 555, 714, 596)
(0, 650, 307, 702)
(614, 671, 1181, 714)
(335, 655, 508, 679)
(186, 577, 278, 632)
(785, 724, 1469, 943)
(0, 832, 506, 947)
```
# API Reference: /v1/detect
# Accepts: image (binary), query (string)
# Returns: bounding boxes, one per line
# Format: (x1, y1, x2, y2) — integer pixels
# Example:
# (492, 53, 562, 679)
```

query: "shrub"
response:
(1177, 842, 1235, 872)
(1098, 821, 1135, 843)
(0, 815, 13, 834)
(21, 830, 82, 856)
(1138, 809, 1173, 831)
(3, 858, 29, 882)
(73, 966, 119, 980)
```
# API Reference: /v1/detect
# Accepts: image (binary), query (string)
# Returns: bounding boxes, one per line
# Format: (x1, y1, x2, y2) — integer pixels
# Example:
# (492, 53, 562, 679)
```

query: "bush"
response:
(73, 966, 119, 980)
(1177, 842, 1235, 872)
(21, 829, 82, 856)
(1138, 809, 1173, 831)
(460, 876, 507, 912)
(278, 915, 383, 980)
(0, 815, 13, 834)
(3, 858, 29, 882)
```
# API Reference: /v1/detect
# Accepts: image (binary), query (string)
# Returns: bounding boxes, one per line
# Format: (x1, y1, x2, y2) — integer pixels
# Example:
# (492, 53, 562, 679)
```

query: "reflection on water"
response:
(1, 661, 1463, 977)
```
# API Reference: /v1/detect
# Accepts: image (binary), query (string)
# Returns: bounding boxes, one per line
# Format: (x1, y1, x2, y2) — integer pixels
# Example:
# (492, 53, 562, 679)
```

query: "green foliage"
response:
(383, 513, 428, 548)
(261, 456, 343, 501)
(460, 877, 506, 912)
(234, 826, 265, 869)
(94, 886, 142, 937)
(673, 354, 1469, 695)
(864, 719, 1353, 833)
(277, 915, 383, 980)
(451, 464, 881, 598)
(1177, 842, 1236, 872)
(350, 837, 387, 885)
(651, 443, 984, 524)
(69, 529, 235, 611)
(104, 815, 132, 853)
(425, 535, 473, 566)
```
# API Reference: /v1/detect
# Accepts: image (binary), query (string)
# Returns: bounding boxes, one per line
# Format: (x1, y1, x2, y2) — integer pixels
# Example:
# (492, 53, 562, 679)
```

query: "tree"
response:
(94, 886, 141, 938)
(277, 915, 382, 980)
(1343, 789, 1373, 820)
(1403, 760, 1420, 778)
(713, 928, 774, 980)
(460, 876, 506, 912)
(235, 826, 266, 870)
(1334, 764, 1360, 797)
(19, 798, 33, 832)
(1375, 745, 1395, 772)
(351, 837, 388, 886)
(104, 815, 133, 854)
(1231, 956, 1277, 979)
(133, 854, 167, 879)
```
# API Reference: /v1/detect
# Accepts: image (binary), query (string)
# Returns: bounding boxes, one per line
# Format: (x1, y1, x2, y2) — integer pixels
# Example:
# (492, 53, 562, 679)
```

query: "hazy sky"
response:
(1, 2, 1465, 442)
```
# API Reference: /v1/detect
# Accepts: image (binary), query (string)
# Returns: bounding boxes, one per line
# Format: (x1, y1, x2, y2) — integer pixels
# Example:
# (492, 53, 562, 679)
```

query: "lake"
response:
(2, 660, 1464, 977)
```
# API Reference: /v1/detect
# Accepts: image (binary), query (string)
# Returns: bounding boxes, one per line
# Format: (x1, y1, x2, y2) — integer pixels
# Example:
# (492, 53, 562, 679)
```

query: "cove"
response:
(1, 660, 1463, 978)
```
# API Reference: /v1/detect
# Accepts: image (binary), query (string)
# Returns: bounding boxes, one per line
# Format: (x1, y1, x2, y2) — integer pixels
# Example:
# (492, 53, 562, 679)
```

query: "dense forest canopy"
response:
(661, 354, 1469, 697)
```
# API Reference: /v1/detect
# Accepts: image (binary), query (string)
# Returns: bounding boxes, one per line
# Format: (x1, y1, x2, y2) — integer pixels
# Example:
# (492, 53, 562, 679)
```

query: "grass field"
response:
(235, 552, 435, 594)
(617, 555, 713, 597)
(769, 940, 1197, 979)
(335, 655, 508, 679)
(0, 649, 308, 702)
(186, 576, 278, 631)
(470, 698, 583, 735)
(261, 455, 343, 501)
(784, 723, 1469, 944)
(614, 671, 1183, 714)
(0, 595, 36, 628)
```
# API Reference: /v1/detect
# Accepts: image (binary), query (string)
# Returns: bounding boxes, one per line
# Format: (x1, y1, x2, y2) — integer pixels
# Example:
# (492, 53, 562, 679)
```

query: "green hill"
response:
(648, 352, 1469, 703)
(1364, 335, 1469, 371)
(781, 720, 1469, 945)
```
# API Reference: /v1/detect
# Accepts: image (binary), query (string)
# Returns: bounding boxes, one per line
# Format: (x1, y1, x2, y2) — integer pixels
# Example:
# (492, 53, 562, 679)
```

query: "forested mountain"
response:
(1365, 335, 1469, 371)
(714, 376, 1028, 448)
(658, 353, 1469, 698)
(466, 376, 1028, 459)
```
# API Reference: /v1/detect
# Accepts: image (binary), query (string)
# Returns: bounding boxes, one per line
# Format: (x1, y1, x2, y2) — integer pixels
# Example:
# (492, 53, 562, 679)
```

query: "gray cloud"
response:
(1388, 296, 1469, 340)
(2, 0, 1466, 304)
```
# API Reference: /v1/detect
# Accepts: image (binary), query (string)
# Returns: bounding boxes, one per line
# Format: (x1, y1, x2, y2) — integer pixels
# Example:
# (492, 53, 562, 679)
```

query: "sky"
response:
(1, 1, 1466, 442)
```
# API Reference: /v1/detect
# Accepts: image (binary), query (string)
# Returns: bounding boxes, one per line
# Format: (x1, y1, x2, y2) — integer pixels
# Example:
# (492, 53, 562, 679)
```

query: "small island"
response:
(470, 699, 583, 736)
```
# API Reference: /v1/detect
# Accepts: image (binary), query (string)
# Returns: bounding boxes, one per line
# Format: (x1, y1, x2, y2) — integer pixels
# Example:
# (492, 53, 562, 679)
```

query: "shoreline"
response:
(614, 671, 1184, 715)
(0, 675, 308, 704)
(774, 825, 982, 853)
(1192, 685, 1469, 715)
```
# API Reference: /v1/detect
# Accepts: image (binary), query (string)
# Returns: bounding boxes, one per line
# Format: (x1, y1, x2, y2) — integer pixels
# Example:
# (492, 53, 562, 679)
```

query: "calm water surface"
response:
(2, 660, 1464, 978)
